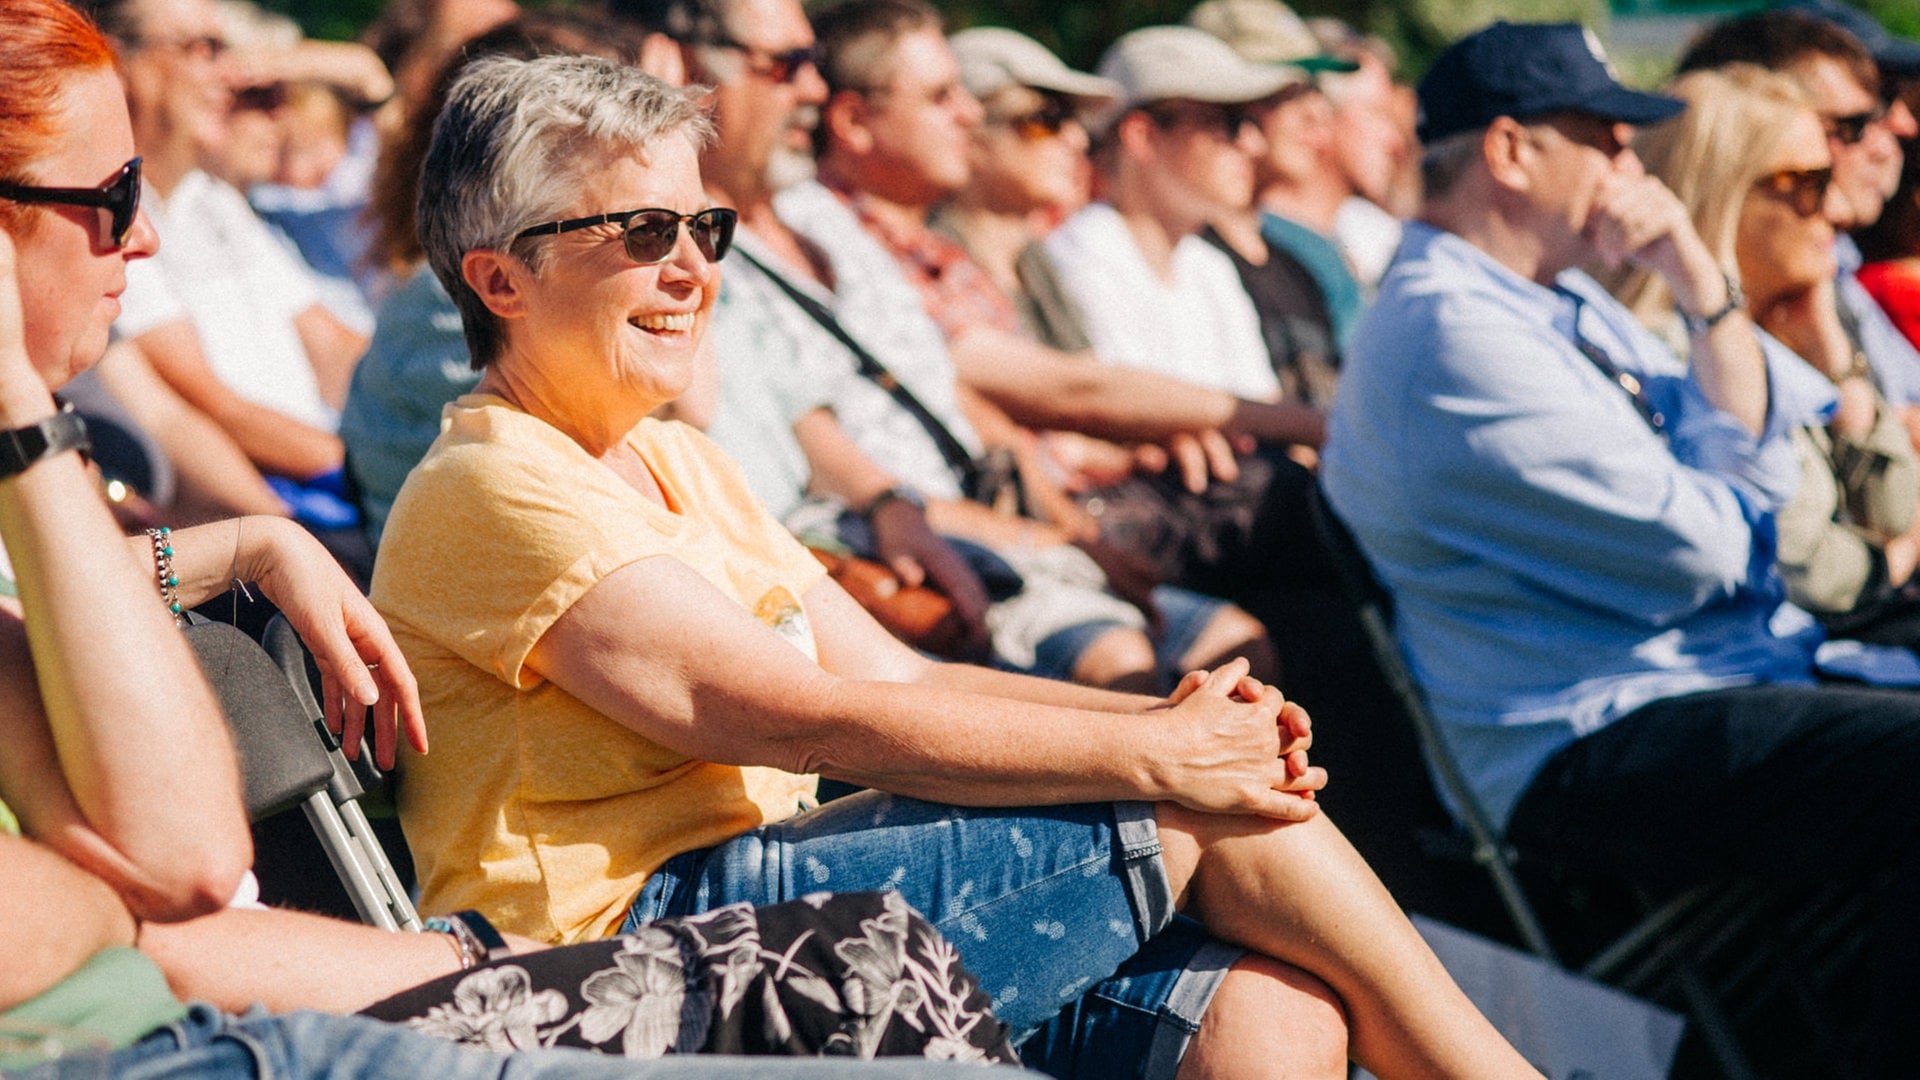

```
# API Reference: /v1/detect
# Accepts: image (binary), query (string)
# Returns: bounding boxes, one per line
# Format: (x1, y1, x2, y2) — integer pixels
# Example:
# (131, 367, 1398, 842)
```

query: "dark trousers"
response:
(1507, 683, 1920, 1075)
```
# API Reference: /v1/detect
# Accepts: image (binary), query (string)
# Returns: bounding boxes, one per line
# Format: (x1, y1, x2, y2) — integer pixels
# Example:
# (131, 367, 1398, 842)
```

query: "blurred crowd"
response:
(13, 0, 1920, 1073)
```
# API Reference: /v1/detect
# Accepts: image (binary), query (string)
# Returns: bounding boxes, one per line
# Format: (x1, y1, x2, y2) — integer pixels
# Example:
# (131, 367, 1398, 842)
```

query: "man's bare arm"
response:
(130, 321, 345, 479)
(292, 306, 370, 414)
(950, 327, 1325, 446)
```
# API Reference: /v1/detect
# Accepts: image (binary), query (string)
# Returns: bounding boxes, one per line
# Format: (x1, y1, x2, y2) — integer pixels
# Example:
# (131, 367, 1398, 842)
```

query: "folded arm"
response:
(951, 327, 1325, 447)
(0, 834, 137, 1009)
(0, 236, 248, 920)
(130, 321, 344, 480)
(525, 554, 1320, 820)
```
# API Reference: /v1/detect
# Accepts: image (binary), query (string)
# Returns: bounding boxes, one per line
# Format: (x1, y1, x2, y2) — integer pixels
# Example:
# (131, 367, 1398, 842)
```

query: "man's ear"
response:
(1482, 116, 1532, 192)
(641, 33, 688, 85)
(1114, 109, 1156, 163)
(461, 249, 528, 320)
(822, 88, 875, 157)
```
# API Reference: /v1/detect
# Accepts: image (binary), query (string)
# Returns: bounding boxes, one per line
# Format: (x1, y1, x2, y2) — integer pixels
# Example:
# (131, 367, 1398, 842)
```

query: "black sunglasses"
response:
(990, 96, 1075, 141)
(0, 157, 142, 250)
(514, 206, 738, 265)
(1753, 165, 1834, 218)
(716, 39, 818, 84)
(232, 83, 289, 113)
(1142, 102, 1256, 142)
(1824, 104, 1887, 146)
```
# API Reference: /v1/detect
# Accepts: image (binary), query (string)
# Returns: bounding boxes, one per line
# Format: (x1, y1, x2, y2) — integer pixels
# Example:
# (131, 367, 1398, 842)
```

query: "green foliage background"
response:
(259, 0, 1914, 86)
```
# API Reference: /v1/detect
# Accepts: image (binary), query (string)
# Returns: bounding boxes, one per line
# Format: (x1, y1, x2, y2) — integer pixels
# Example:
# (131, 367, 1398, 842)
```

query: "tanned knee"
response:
(1176, 954, 1349, 1080)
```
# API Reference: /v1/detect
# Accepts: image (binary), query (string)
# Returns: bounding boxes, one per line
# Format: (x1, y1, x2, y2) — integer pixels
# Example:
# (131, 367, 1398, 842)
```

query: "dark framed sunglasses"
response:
(1824, 104, 1887, 146)
(1753, 165, 1834, 218)
(989, 95, 1075, 141)
(1142, 102, 1256, 142)
(232, 83, 289, 113)
(514, 206, 738, 265)
(0, 156, 142, 250)
(716, 39, 818, 84)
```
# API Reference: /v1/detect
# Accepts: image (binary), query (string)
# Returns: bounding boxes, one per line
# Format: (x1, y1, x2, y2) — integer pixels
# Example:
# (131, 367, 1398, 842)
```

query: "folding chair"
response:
(184, 614, 421, 931)
(1304, 484, 1777, 1080)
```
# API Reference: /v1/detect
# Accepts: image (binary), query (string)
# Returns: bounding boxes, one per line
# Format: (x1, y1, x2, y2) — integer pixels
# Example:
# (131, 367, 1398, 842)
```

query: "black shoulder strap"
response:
(735, 246, 979, 491)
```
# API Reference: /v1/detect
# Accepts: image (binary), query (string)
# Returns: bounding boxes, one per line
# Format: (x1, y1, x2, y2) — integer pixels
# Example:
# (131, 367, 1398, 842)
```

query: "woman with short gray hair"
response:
(416, 53, 714, 368)
(376, 52, 1541, 1080)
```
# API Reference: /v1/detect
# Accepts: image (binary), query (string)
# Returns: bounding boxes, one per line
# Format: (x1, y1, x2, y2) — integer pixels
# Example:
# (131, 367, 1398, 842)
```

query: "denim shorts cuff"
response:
(1142, 938, 1244, 1080)
(1113, 799, 1173, 943)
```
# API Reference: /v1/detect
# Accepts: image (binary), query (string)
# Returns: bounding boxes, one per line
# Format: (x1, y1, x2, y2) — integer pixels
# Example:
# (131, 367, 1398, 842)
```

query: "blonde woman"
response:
(1609, 65, 1920, 638)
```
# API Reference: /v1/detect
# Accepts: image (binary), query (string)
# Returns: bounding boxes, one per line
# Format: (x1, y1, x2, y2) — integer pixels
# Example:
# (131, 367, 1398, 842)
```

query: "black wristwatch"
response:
(1680, 270, 1746, 336)
(446, 909, 508, 965)
(861, 485, 926, 519)
(0, 405, 89, 483)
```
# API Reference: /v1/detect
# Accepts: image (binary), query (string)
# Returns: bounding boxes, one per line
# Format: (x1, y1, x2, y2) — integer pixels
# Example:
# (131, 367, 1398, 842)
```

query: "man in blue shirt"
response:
(1320, 22, 1920, 1074)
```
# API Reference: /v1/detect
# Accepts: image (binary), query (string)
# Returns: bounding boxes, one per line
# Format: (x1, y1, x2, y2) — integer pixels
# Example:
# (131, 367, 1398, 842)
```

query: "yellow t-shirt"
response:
(372, 396, 823, 944)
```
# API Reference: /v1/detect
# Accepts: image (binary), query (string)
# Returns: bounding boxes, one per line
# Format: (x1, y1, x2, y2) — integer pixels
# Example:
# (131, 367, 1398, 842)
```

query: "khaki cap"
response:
(949, 27, 1121, 107)
(1185, 0, 1359, 72)
(1096, 25, 1305, 118)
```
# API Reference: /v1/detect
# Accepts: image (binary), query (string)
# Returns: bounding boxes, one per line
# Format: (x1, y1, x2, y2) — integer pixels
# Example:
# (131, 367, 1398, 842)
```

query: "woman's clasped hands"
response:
(1151, 656, 1325, 822)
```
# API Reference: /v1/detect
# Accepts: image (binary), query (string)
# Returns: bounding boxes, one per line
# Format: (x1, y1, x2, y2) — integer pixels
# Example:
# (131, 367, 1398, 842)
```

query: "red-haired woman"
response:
(0, 4, 1024, 1076)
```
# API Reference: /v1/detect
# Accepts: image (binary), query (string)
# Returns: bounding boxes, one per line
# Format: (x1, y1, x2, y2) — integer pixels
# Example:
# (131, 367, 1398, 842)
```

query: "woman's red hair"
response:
(0, 0, 119, 230)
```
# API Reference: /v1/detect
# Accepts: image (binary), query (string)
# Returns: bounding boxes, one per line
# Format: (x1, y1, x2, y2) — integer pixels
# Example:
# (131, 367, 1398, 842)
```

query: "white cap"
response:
(949, 27, 1120, 106)
(1096, 25, 1304, 118)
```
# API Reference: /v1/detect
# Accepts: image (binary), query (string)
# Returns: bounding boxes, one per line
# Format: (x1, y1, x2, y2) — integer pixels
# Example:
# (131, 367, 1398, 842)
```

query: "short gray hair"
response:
(1419, 127, 1483, 201)
(417, 53, 714, 369)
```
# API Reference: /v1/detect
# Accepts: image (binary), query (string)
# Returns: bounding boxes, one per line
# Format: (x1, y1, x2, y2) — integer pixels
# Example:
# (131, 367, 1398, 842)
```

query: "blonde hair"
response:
(1609, 65, 1815, 327)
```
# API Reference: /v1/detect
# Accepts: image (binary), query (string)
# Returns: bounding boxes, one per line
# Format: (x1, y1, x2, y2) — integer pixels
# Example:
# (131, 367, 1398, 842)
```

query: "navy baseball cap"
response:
(1416, 22, 1685, 143)
(1780, 0, 1920, 79)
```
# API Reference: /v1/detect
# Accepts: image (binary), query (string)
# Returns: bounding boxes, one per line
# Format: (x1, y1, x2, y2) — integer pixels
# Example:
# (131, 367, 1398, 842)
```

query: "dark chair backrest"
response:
(184, 616, 333, 821)
(183, 613, 419, 931)
(1305, 484, 1560, 960)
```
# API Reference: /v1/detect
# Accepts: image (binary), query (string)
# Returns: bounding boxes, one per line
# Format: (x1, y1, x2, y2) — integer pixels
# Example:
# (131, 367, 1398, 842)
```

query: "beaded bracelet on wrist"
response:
(424, 916, 480, 969)
(145, 527, 185, 626)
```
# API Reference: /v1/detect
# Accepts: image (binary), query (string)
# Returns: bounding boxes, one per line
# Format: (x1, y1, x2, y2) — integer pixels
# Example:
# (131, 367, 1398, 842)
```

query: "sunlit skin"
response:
(1736, 111, 1842, 315)
(464, 133, 720, 458)
(1131, 101, 1267, 243)
(9, 68, 160, 391)
(118, 0, 232, 193)
(1793, 54, 1919, 229)
(823, 26, 983, 210)
(694, 0, 828, 206)
(1516, 114, 1644, 283)
(1323, 58, 1408, 207)
(963, 86, 1090, 215)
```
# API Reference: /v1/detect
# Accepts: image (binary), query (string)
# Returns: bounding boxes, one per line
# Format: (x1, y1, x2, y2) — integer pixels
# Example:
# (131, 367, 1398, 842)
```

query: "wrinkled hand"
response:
(238, 518, 426, 768)
(1154, 659, 1325, 821)
(1586, 168, 1730, 324)
(869, 500, 991, 660)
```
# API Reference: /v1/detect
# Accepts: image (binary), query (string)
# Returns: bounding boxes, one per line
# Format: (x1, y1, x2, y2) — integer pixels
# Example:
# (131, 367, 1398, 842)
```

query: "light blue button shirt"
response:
(1322, 222, 1827, 828)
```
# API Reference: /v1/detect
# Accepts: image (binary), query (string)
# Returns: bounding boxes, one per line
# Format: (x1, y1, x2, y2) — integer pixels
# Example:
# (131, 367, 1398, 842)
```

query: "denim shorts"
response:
(624, 793, 1245, 1079)
(1029, 585, 1229, 690)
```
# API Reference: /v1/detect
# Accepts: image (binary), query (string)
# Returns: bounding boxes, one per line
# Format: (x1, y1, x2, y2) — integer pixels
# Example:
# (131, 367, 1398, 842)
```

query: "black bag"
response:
(1080, 446, 1319, 602)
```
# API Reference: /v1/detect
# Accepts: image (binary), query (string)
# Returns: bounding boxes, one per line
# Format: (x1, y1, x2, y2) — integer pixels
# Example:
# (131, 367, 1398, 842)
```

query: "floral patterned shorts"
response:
(625, 794, 1245, 1080)
(361, 891, 1018, 1064)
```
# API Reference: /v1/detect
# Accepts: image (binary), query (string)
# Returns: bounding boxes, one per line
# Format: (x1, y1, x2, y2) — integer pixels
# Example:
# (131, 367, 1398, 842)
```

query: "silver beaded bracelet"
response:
(145, 527, 185, 626)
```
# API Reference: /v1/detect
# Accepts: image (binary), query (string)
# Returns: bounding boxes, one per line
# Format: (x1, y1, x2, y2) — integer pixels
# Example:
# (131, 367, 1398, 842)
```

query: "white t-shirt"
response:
(1045, 202, 1280, 402)
(1333, 195, 1403, 292)
(116, 170, 336, 431)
